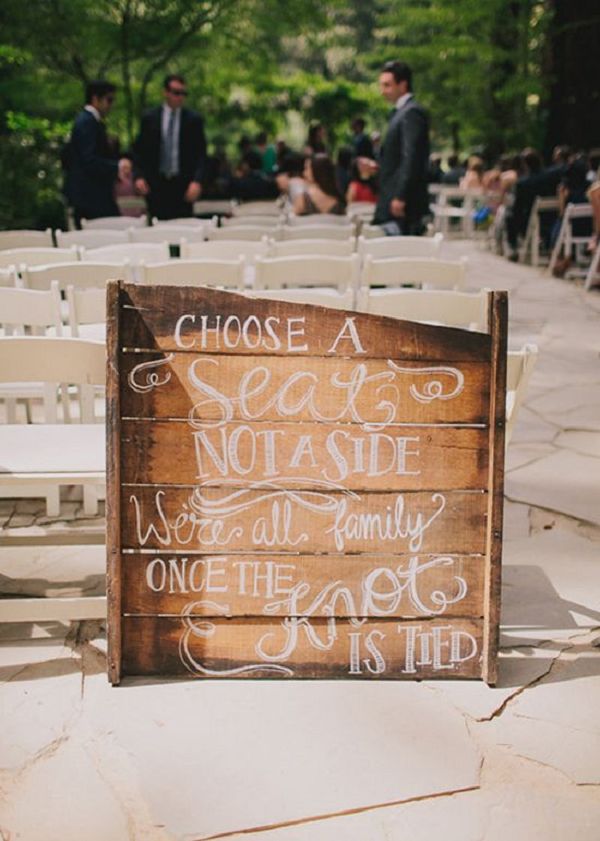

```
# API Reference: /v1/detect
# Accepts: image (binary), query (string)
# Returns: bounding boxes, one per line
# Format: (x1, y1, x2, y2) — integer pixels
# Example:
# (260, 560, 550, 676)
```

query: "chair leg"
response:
(83, 486, 99, 516)
(46, 487, 61, 517)
(585, 246, 600, 291)
(548, 214, 568, 275)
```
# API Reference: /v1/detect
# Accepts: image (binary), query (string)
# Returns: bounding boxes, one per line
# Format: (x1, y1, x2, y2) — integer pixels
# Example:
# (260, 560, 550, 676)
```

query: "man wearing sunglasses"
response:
(64, 79, 128, 227)
(133, 73, 207, 219)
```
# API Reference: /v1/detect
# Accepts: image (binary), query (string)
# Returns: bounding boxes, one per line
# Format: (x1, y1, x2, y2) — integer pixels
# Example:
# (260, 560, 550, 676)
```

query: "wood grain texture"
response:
(120, 420, 488, 490)
(120, 352, 490, 425)
(122, 552, 485, 618)
(120, 283, 492, 361)
(121, 615, 485, 679)
(106, 279, 122, 685)
(121, 486, 488, 555)
(482, 291, 507, 685)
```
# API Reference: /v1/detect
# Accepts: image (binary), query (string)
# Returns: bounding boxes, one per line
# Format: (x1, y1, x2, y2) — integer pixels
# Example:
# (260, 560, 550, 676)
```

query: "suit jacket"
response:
(373, 97, 430, 225)
(65, 110, 119, 217)
(133, 106, 207, 187)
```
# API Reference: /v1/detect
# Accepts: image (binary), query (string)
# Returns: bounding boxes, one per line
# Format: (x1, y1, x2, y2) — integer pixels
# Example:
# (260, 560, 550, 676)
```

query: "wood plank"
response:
(483, 291, 508, 685)
(121, 615, 484, 679)
(120, 420, 489, 491)
(120, 352, 490, 425)
(121, 486, 487, 555)
(119, 283, 492, 361)
(122, 552, 485, 619)
(106, 279, 122, 685)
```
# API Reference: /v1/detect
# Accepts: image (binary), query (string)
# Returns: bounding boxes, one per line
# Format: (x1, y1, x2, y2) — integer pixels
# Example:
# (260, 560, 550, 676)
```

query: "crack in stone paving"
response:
(191, 785, 482, 840)
(476, 641, 574, 723)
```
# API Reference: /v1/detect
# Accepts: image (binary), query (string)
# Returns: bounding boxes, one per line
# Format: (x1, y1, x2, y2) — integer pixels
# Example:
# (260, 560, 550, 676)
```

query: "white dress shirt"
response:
(84, 105, 101, 122)
(394, 92, 413, 112)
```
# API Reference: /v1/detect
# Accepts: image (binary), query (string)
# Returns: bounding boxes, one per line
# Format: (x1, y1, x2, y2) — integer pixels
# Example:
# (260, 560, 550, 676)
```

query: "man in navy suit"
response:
(373, 61, 430, 234)
(65, 80, 127, 226)
(133, 74, 207, 220)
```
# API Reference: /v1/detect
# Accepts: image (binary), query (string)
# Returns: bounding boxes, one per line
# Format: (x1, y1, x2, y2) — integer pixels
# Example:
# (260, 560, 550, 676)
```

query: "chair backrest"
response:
(206, 226, 280, 241)
(506, 344, 538, 447)
(361, 224, 387, 239)
(564, 202, 593, 220)
(66, 285, 107, 336)
(232, 201, 282, 216)
(139, 258, 245, 288)
(80, 242, 170, 264)
(82, 216, 146, 230)
(180, 238, 269, 261)
(129, 225, 207, 244)
(0, 336, 105, 386)
(279, 224, 355, 241)
(358, 288, 489, 331)
(56, 229, 129, 249)
(152, 216, 211, 227)
(0, 247, 79, 270)
(193, 200, 235, 216)
(287, 213, 353, 227)
(246, 287, 355, 310)
(361, 256, 467, 290)
(268, 238, 356, 258)
(254, 254, 360, 293)
(357, 233, 444, 260)
(221, 215, 282, 229)
(0, 267, 18, 288)
(0, 281, 63, 336)
(24, 261, 131, 291)
(0, 229, 53, 250)
(347, 202, 376, 218)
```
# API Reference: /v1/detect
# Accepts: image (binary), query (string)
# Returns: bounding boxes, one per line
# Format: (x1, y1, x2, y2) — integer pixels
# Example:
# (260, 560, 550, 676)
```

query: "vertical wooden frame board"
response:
(106, 282, 507, 684)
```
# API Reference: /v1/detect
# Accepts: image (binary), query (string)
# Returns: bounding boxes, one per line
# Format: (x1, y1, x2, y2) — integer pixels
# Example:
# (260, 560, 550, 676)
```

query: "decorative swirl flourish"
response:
(387, 361, 464, 404)
(127, 354, 174, 394)
(178, 601, 293, 677)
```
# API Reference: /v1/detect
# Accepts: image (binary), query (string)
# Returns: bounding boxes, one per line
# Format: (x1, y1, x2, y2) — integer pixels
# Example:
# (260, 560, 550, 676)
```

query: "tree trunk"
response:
(544, 0, 600, 155)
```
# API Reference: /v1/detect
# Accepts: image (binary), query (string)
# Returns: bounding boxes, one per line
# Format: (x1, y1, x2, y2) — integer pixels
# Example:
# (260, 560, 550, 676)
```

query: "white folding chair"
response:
(0, 282, 65, 456)
(518, 197, 559, 267)
(360, 224, 387, 239)
(139, 258, 245, 289)
(65, 285, 107, 342)
(23, 261, 132, 292)
(0, 247, 78, 270)
(357, 233, 444, 260)
(360, 256, 467, 290)
(584, 245, 600, 291)
(254, 254, 360, 295)
(80, 242, 170, 265)
(548, 203, 593, 277)
(0, 336, 106, 581)
(129, 225, 207, 245)
(247, 287, 355, 310)
(279, 224, 355, 241)
(0, 266, 18, 288)
(82, 216, 146, 230)
(152, 216, 212, 227)
(180, 238, 269, 261)
(207, 226, 281, 241)
(268, 238, 356, 258)
(193, 200, 235, 216)
(0, 229, 53, 250)
(232, 201, 282, 216)
(55, 228, 129, 249)
(431, 188, 482, 237)
(358, 287, 489, 331)
(287, 213, 353, 227)
(506, 344, 538, 447)
(221, 215, 282, 229)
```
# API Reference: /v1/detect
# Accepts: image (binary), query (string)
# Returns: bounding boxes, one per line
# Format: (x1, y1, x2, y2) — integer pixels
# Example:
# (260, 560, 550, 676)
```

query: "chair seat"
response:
(0, 424, 105, 476)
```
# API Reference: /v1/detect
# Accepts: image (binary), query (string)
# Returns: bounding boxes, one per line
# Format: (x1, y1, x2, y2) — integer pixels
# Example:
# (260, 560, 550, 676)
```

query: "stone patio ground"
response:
(1, 241, 599, 840)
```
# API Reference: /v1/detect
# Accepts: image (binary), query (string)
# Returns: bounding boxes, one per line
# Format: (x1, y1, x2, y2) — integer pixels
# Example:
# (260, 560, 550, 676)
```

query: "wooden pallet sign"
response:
(106, 281, 507, 684)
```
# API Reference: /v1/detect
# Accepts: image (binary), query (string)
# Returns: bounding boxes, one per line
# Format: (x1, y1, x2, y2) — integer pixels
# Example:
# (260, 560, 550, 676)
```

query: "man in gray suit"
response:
(373, 61, 430, 234)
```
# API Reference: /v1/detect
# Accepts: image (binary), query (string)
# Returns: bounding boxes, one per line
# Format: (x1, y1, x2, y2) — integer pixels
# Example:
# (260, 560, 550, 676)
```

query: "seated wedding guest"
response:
(588, 176, 600, 254)
(346, 157, 378, 204)
(442, 154, 465, 185)
(293, 153, 346, 215)
(114, 154, 145, 217)
(460, 155, 485, 191)
(428, 153, 444, 184)
(255, 131, 277, 174)
(483, 154, 519, 196)
(305, 123, 328, 155)
(551, 154, 593, 276)
(505, 147, 549, 258)
(227, 150, 279, 201)
(350, 117, 374, 159)
(275, 152, 307, 205)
